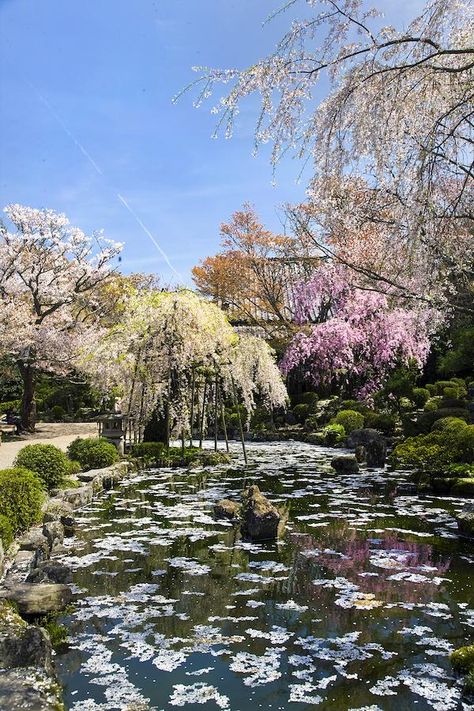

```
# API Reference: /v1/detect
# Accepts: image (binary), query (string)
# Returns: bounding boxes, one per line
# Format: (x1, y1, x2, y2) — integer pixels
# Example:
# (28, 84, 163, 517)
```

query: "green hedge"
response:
(0, 467, 44, 534)
(0, 514, 13, 550)
(67, 437, 119, 471)
(391, 419, 474, 473)
(332, 410, 364, 434)
(15, 444, 70, 491)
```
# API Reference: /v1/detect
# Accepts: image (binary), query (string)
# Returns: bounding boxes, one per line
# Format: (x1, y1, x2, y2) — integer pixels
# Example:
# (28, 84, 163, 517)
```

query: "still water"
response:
(54, 441, 474, 711)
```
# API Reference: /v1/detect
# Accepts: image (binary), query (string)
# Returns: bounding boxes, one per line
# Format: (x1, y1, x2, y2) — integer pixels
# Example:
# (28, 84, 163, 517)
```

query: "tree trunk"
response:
(18, 361, 36, 432)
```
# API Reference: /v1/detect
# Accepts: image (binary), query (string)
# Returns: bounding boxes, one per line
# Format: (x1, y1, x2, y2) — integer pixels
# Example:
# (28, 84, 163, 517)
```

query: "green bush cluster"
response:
(130, 443, 230, 468)
(15, 443, 70, 491)
(292, 403, 310, 423)
(320, 423, 346, 446)
(331, 409, 364, 434)
(451, 645, 474, 692)
(130, 441, 165, 465)
(411, 387, 430, 408)
(364, 412, 397, 435)
(391, 418, 474, 473)
(0, 467, 44, 535)
(0, 514, 13, 550)
(0, 399, 21, 415)
(67, 437, 119, 471)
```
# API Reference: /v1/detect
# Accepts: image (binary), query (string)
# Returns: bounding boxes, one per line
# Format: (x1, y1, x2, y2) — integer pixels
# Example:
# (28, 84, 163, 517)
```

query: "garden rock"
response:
(19, 528, 50, 559)
(42, 521, 64, 549)
(26, 561, 72, 585)
(456, 506, 474, 537)
(0, 668, 64, 711)
(241, 485, 281, 541)
(0, 600, 52, 673)
(331, 455, 359, 474)
(4, 550, 37, 585)
(214, 499, 241, 521)
(58, 484, 93, 509)
(0, 583, 72, 616)
(346, 428, 387, 467)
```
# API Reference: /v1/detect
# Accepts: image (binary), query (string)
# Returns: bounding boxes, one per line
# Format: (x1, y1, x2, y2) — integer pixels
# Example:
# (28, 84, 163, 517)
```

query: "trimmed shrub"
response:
(443, 386, 459, 400)
(292, 403, 310, 423)
(332, 410, 364, 434)
(451, 645, 474, 672)
(130, 441, 165, 465)
(0, 399, 21, 415)
(431, 417, 468, 433)
(340, 400, 370, 415)
(305, 413, 320, 431)
(434, 380, 457, 395)
(15, 443, 69, 491)
(0, 514, 13, 550)
(425, 384, 437, 396)
(451, 478, 474, 496)
(364, 412, 397, 435)
(67, 459, 82, 476)
(414, 407, 469, 434)
(67, 437, 119, 471)
(424, 396, 442, 411)
(411, 387, 430, 408)
(0, 467, 44, 534)
(321, 423, 346, 446)
(390, 421, 474, 473)
(51, 405, 66, 421)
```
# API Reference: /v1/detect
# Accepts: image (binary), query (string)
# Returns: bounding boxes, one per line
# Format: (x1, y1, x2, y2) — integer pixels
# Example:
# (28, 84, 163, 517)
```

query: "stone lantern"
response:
(97, 413, 130, 455)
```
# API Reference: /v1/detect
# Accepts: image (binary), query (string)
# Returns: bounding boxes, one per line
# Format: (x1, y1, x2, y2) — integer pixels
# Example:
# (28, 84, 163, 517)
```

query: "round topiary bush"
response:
(67, 437, 119, 471)
(0, 467, 44, 534)
(15, 443, 70, 491)
(411, 387, 430, 408)
(0, 514, 13, 550)
(364, 412, 397, 435)
(431, 417, 468, 433)
(332, 409, 364, 434)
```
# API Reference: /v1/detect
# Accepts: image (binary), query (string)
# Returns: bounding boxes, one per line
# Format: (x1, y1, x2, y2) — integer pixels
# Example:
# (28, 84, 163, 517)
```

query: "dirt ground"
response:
(0, 422, 98, 469)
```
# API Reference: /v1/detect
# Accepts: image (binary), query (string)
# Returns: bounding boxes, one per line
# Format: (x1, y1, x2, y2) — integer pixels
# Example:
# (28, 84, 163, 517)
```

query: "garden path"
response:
(0, 423, 97, 468)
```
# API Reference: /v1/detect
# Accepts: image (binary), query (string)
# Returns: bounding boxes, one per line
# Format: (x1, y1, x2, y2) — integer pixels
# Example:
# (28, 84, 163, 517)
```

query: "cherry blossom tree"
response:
(280, 264, 436, 398)
(0, 204, 122, 431)
(184, 0, 473, 307)
(82, 288, 288, 444)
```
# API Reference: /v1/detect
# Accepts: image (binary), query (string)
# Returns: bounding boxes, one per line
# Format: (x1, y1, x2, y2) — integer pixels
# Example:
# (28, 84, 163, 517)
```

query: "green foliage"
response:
(67, 459, 82, 476)
(305, 413, 320, 431)
(15, 444, 69, 491)
(426, 383, 437, 396)
(364, 412, 397, 435)
(296, 392, 319, 407)
(332, 409, 364, 434)
(67, 437, 119, 471)
(321, 423, 346, 446)
(465, 669, 474, 693)
(439, 327, 474, 377)
(292, 403, 310, 423)
(434, 380, 458, 395)
(50, 405, 66, 421)
(130, 441, 165, 465)
(451, 645, 474, 672)
(450, 478, 474, 496)
(424, 397, 442, 411)
(39, 613, 68, 649)
(414, 407, 469, 434)
(391, 420, 474, 473)
(0, 467, 44, 534)
(131, 442, 230, 468)
(0, 514, 13, 550)
(431, 417, 468, 432)
(411, 387, 430, 408)
(340, 400, 370, 414)
(0, 399, 21, 415)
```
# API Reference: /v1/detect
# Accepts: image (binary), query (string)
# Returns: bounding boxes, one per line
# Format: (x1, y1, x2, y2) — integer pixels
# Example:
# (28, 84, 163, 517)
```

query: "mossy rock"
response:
(451, 645, 474, 672)
(451, 478, 474, 496)
(431, 477, 456, 494)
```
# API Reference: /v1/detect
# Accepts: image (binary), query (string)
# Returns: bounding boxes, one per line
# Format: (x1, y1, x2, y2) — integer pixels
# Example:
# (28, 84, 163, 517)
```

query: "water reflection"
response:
(55, 441, 474, 710)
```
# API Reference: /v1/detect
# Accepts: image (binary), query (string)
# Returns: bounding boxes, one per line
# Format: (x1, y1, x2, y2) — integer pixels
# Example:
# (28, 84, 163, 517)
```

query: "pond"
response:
(54, 441, 474, 711)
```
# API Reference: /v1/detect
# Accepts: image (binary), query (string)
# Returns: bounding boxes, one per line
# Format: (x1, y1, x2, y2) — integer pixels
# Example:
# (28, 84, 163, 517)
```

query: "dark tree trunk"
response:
(18, 361, 36, 432)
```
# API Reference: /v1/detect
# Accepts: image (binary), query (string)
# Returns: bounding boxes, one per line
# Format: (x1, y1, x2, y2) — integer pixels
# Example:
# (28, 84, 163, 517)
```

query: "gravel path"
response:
(0, 423, 97, 469)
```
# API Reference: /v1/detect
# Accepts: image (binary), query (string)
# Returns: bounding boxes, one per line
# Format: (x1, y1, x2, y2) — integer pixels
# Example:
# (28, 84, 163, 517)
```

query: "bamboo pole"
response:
(189, 368, 195, 447)
(214, 370, 219, 452)
(231, 374, 247, 464)
(219, 385, 229, 453)
(199, 379, 207, 449)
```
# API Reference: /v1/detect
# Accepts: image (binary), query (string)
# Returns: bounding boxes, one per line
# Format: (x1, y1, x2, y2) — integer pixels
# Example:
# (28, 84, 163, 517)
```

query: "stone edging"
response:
(0, 459, 134, 711)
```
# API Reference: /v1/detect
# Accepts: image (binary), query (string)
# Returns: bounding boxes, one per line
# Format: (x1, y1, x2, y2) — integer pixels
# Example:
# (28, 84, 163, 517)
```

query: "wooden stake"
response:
(231, 375, 247, 464)
(189, 368, 195, 447)
(214, 370, 219, 452)
(219, 385, 229, 453)
(199, 379, 207, 449)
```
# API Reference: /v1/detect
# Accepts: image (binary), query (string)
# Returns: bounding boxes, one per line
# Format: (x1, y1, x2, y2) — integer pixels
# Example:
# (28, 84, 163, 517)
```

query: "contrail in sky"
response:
(28, 81, 183, 280)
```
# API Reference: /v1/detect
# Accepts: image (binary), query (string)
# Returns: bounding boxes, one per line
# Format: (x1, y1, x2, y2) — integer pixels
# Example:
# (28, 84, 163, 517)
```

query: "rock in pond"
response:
(331, 455, 359, 474)
(0, 583, 72, 616)
(346, 428, 387, 468)
(240, 485, 281, 541)
(457, 506, 474, 537)
(26, 561, 72, 585)
(0, 668, 64, 711)
(214, 499, 241, 521)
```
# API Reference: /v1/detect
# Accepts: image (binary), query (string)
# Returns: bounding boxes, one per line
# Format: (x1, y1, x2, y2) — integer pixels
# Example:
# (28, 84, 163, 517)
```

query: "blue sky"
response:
(0, 0, 421, 285)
